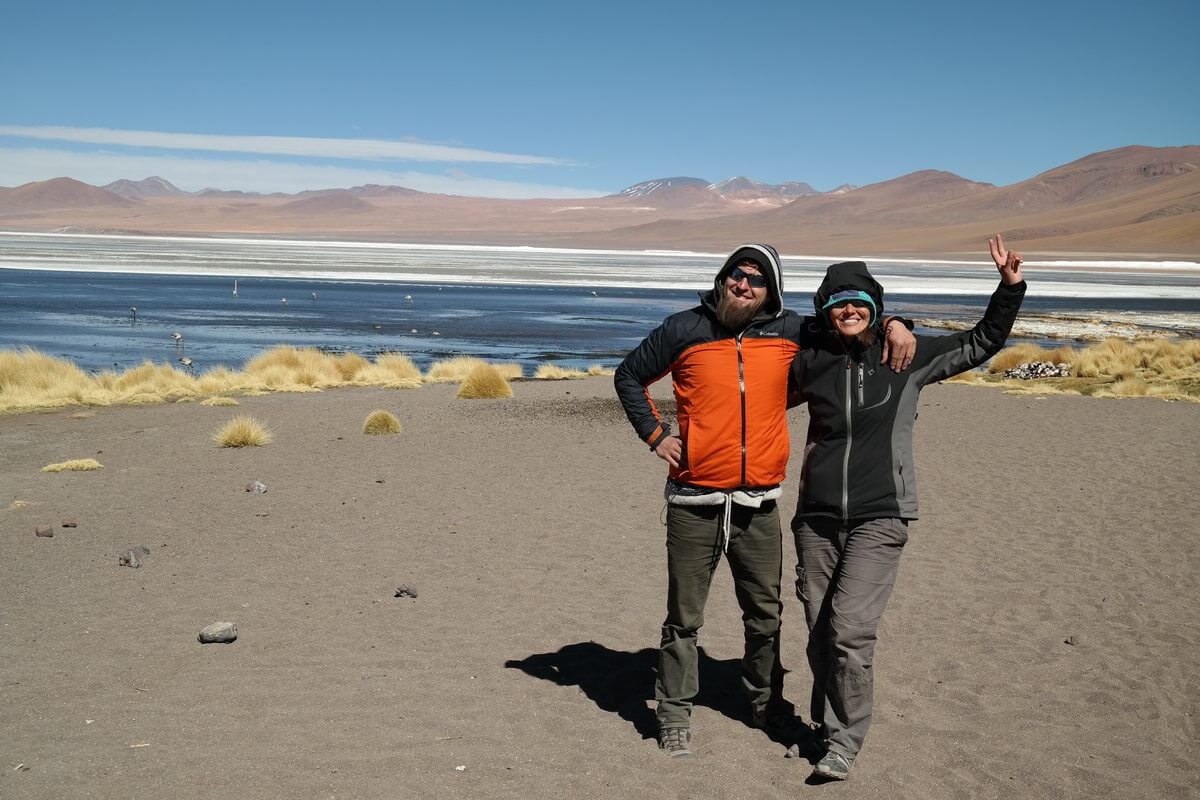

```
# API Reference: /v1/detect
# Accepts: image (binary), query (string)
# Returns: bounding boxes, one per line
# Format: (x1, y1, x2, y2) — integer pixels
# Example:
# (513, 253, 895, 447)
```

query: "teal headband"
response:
(821, 290, 877, 325)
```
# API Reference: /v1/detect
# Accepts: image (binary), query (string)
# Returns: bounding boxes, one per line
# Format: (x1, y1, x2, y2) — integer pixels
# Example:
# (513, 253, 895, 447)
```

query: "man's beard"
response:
(715, 285, 767, 331)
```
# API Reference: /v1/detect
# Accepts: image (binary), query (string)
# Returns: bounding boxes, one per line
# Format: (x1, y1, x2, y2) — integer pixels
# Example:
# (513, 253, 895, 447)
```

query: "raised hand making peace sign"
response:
(989, 233, 1024, 285)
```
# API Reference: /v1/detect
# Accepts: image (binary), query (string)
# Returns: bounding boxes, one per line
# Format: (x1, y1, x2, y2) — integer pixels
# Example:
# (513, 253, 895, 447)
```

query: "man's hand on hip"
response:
(654, 435, 683, 468)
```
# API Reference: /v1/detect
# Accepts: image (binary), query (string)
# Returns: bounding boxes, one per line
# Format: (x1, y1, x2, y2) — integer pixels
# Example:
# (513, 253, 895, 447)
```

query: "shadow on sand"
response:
(504, 640, 765, 742)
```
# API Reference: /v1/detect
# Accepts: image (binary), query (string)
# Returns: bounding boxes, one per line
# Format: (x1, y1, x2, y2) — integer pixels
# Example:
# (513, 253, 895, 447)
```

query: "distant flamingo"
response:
(171, 331, 184, 346)
(280, 298, 288, 305)
(404, 294, 413, 303)
(178, 356, 193, 373)
(311, 291, 317, 302)
(129, 306, 137, 319)
(232, 280, 238, 298)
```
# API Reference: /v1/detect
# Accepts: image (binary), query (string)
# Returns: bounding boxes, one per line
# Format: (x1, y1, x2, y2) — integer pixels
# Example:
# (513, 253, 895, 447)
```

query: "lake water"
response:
(2, 231, 1198, 373)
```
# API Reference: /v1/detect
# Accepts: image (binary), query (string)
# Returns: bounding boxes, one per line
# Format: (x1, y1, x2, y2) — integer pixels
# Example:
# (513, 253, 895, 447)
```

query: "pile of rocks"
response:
(1004, 361, 1072, 379)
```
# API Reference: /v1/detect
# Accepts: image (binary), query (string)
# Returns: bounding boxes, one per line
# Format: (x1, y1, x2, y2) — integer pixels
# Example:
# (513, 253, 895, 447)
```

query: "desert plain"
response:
(1, 376, 1198, 800)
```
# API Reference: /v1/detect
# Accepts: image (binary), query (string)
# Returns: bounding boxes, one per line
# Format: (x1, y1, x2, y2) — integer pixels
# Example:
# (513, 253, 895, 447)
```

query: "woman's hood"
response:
(813, 260, 885, 327)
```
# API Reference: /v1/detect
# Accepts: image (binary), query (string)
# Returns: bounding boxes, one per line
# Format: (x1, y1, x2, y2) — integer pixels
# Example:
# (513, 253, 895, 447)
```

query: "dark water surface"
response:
(3, 268, 1199, 374)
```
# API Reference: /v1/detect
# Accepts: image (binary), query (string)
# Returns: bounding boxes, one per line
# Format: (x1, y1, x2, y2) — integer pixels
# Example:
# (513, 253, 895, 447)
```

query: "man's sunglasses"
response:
(729, 267, 768, 288)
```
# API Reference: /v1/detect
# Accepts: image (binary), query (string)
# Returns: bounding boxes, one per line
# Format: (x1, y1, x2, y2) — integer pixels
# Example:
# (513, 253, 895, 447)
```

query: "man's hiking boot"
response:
(811, 750, 852, 781)
(658, 726, 693, 759)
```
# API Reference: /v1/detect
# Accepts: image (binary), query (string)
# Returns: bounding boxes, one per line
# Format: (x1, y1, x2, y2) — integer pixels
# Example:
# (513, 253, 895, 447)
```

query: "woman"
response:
(789, 235, 1025, 780)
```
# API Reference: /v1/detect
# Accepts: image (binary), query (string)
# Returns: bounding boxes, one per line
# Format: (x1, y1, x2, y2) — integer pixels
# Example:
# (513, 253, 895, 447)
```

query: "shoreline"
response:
(4, 229, 1199, 271)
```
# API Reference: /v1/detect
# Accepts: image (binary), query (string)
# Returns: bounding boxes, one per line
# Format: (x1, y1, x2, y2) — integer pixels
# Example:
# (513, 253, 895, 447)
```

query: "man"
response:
(614, 244, 915, 758)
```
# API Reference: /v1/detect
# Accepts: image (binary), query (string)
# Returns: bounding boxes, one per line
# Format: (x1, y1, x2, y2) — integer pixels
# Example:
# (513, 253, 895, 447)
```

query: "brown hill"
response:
(277, 191, 375, 214)
(0, 177, 134, 212)
(103, 176, 188, 199)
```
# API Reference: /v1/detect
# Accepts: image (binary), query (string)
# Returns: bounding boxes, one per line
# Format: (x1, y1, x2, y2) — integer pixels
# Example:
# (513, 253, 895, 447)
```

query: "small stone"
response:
(245, 481, 268, 493)
(394, 586, 418, 599)
(62, 519, 78, 528)
(198, 622, 238, 644)
(35, 525, 54, 538)
(1064, 635, 1079, 646)
(118, 551, 141, 568)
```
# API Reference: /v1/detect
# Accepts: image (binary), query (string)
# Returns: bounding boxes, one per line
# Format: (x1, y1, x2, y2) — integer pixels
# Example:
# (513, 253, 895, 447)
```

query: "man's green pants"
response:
(655, 501, 785, 728)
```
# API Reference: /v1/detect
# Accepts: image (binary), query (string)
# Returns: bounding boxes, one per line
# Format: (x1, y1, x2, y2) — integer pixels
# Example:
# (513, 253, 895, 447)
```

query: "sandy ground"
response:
(1, 378, 1198, 800)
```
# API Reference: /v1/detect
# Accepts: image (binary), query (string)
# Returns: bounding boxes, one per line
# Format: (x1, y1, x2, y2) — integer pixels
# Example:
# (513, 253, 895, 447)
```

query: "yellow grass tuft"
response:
(213, 415, 273, 447)
(493, 362, 524, 380)
(335, 352, 370, 380)
(8, 500, 31, 510)
(427, 356, 522, 384)
(362, 409, 402, 435)
(986, 343, 1056, 374)
(201, 396, 240, 407)
(456, 363, 513, 399)
(42, 458, 103, 473)
(587, 364, 614, 376)
(1095, 378, 1150, 398)
(535, 364, 589, 380)
(426, 356, 489, 383)
(354, 353, 423, 389)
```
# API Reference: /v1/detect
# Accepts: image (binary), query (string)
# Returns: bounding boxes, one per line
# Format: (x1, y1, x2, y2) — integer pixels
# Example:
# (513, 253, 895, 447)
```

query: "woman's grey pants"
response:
(793, 516, 908, 760)
(655, 502, 785, 728)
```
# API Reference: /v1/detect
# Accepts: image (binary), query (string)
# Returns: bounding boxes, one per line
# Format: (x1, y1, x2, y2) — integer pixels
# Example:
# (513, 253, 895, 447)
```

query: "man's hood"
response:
(813, 260, 885, 328)
(703, 243, 785, 317)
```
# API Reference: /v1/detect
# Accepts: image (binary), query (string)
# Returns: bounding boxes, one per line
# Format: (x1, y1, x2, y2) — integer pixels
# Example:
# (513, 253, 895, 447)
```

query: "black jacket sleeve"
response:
(908, 280, 1027, 385)
(614, 321, 677, 449)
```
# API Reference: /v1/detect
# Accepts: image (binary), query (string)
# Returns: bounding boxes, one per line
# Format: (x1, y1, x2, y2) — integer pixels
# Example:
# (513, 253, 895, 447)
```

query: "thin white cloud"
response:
(0, 147, 607, 200)
(0, 125, 571, 166)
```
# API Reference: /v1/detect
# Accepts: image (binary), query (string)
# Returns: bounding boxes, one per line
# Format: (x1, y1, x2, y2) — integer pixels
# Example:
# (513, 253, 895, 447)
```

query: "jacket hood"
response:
(814, 260, 885, 328)
(704, 243, 785, 318)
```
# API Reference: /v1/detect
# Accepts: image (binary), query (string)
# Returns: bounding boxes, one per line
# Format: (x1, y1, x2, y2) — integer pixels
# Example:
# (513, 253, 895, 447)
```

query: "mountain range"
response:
(0, 145, 1196, 257)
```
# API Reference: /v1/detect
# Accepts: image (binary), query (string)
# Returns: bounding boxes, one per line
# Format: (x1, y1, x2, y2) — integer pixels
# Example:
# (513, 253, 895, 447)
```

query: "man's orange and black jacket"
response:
(614, 244, 814, 491)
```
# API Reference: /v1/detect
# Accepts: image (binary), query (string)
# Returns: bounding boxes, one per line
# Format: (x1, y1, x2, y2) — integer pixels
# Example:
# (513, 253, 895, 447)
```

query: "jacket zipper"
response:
(857, 364, 864, 406)
(842, 357, 852, 523)
(737, 332, 747, 485)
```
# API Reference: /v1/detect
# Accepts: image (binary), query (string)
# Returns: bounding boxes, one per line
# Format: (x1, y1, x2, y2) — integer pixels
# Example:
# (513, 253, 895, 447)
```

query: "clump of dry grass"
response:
(456, 363, 513, 399)
(362, 409, 402, 435)
(1096, 378, 1149, 398)
(427, 356, 522, 383)
(8, 500, 31, 510)
(201, 396, 239, 407)
(535, 364, 588, 380)
(213, 415, 273, 447)
(354, 353, 423, 389)
(244, 346, 344, 391)
(986, 343, 1073, 374)
(1, 348, 97, 412)
(335, 352, 370, 380)
(956, 337, 1200, 401)
(534, 363, 614, 380)
(42, 458, 103, 473)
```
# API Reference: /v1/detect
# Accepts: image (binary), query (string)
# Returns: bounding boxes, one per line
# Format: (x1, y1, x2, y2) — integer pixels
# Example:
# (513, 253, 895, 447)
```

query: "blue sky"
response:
(1, 0, 1196, 198)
